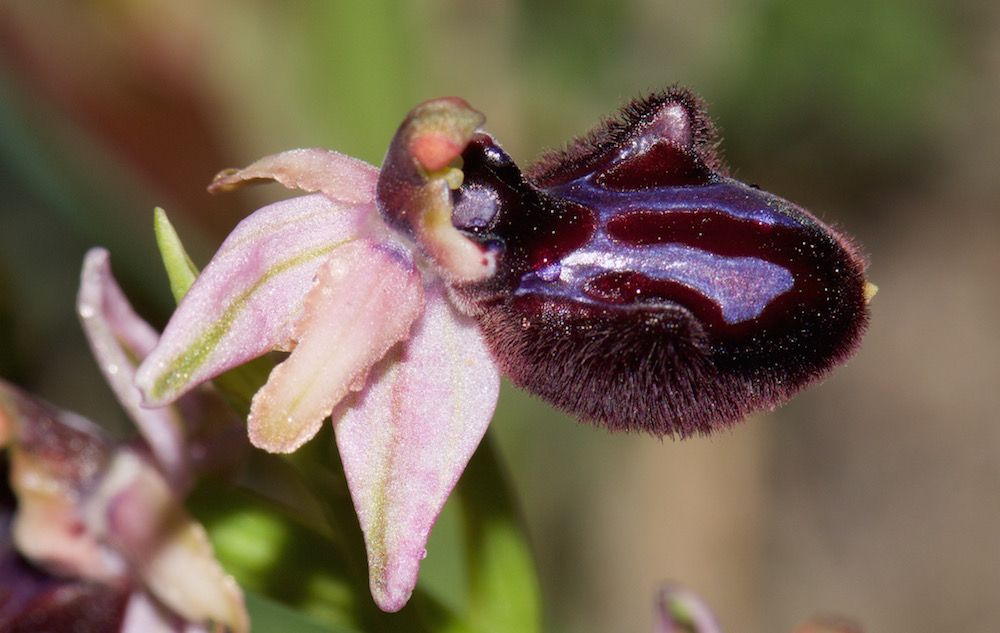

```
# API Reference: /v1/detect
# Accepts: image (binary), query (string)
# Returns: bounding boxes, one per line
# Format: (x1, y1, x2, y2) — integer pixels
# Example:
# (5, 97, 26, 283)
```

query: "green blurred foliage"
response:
(712, 0, 958, 210)
(516, 0, 628, 90)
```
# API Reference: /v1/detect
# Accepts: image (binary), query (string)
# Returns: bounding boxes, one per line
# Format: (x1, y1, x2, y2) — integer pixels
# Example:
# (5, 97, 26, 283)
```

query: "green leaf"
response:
(245, 589, 364, 633)
(192, 449, 474, 633)
(457, 432, 542, 633)
(153, 207, 199, 302)
(188, 480, 364, 630)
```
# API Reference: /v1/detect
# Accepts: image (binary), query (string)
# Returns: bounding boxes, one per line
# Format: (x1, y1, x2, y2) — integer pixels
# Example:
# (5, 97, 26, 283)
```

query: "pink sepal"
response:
(334, 282, 500, 611)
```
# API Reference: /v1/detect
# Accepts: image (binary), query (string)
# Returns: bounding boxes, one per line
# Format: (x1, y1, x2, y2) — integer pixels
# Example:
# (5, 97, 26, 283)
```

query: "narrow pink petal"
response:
(209, 148, 378, 205)
(135, 194, 373, 405)
(92, 451, 248, 633)
(78, 248, 187, 483)
(334, 282, 501, 612)
(248, 239, 423, 454)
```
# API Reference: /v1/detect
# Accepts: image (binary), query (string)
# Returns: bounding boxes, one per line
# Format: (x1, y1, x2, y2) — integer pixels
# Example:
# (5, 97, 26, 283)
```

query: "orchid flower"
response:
(0, 249, 248, 632)
(134, 90, 871, 612)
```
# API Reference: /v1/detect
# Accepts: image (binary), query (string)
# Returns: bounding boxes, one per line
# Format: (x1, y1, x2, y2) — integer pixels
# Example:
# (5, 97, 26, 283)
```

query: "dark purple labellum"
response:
(442, 88, 871, 437)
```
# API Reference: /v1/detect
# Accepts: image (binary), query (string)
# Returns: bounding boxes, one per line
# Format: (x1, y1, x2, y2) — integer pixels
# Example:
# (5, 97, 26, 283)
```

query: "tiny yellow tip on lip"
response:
(864, 281, 878, 303)
(427, 166, 464, 190)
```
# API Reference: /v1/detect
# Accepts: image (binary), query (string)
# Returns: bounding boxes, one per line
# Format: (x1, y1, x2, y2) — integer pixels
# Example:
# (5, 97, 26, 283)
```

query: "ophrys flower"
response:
(134, 90, 871, 612)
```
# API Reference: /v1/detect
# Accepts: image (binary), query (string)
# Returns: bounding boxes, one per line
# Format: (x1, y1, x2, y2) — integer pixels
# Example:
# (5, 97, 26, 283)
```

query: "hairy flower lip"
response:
(444, 88, 871, 437)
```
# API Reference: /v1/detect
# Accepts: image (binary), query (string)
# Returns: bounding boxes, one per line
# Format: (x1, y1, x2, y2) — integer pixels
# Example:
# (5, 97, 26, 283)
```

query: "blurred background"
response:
(1, 1, 997, 632)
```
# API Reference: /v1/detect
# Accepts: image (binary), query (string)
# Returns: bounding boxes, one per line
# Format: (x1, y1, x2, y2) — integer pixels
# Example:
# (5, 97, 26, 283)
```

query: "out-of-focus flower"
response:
(654, 585, 863, 633)
(0, 249, 248, 632)
(134, 90, 870, 612)
(655, 585, 723, 633)
(790, 618, 864, 633)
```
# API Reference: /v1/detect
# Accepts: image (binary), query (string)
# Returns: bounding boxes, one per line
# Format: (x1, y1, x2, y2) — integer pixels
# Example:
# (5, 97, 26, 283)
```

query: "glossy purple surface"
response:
(447, 88, 869, 435)
(455, 135, 814, 332)
(450, 134, 598, 297)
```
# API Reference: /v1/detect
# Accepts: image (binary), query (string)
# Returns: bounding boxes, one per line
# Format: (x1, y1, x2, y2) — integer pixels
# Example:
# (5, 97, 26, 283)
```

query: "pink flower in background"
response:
(655, 586, 723, 633)
(0, 249, 247, 632)
(654, 585, 863, 633)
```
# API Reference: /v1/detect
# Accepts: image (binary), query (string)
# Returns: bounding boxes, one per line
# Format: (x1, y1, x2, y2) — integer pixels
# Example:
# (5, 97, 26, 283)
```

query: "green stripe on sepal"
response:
(149, 240, 348, 402)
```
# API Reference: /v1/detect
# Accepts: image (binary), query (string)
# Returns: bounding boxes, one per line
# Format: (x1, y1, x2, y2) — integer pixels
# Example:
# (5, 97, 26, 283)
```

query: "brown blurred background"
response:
(1, 1, 998, 632)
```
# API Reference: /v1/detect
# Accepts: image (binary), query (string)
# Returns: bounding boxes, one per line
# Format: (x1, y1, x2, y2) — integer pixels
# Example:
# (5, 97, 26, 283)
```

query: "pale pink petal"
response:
(209, 148, 378, 206)
(91, 451, 248, 633)
(248, 239, 423, 453)
(78, 248, 187, 483)
(655, 585, 723, 633)
(333, 282, 501, 612)
(121, 591, 211, 633)
(121, 592, 175, 633)
(135, 194, 373, 405)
